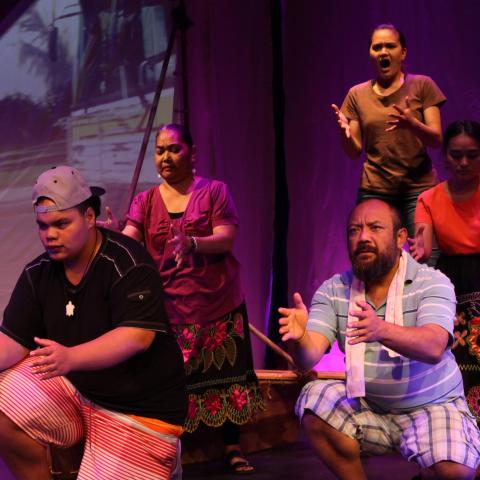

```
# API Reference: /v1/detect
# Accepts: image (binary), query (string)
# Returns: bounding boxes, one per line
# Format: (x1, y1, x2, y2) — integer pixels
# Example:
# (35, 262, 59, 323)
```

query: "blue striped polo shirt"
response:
(307, 253, 464, 411)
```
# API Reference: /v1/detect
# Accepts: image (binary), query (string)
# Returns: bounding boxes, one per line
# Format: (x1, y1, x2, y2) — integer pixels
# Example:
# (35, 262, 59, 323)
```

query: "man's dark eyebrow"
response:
(36, 217, 71, 226)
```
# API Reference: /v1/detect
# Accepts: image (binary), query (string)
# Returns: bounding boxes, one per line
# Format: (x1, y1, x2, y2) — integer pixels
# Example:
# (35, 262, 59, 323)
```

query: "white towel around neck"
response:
(345, 250, 407, 398)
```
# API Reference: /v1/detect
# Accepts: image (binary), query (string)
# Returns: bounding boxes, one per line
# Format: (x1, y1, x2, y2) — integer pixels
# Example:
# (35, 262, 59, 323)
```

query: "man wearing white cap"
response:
(279, 199, 480, 480)
(0, 166, 187, 479)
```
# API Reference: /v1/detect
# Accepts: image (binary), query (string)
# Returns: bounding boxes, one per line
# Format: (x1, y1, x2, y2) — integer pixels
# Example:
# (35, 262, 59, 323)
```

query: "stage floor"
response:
(0, 437, 420, 479)
(183, 436, 419, 479)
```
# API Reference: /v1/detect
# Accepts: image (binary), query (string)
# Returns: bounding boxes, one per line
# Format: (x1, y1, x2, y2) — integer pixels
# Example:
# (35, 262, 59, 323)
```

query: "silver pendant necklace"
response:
(64, 230, 98, 317)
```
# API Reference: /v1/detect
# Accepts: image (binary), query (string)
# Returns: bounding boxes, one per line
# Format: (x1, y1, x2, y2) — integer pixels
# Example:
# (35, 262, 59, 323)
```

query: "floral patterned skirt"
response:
(172, 302, 264, 433)
(437, 253, 480, 423)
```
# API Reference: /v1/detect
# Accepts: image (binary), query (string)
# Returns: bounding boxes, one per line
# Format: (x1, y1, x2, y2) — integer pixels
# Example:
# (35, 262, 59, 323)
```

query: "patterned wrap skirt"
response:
(171, 302, 264, 433)
(437, 253, 480, 423)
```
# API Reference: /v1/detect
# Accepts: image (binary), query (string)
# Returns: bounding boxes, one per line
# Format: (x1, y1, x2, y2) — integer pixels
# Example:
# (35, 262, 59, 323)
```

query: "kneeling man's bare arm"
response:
(0, 332, 29, 370)
(29, 327, 155, 380)
(347, 300, 448, 363)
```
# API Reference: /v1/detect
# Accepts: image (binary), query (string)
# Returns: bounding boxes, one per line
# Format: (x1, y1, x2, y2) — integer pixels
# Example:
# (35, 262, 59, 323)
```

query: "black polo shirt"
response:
(2, 229, 187, 425)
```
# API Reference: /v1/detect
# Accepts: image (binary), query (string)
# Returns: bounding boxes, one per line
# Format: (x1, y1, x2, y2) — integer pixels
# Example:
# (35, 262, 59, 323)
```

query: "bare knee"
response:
(0, 411, 44, 458)
(0, 412, 24, 446)
(421, 461, 476, 480)
(302, 411, 330, 436)
(0, 412, 50, 480)
(303, 411, 347, 440)
(302, 412, 360, 457)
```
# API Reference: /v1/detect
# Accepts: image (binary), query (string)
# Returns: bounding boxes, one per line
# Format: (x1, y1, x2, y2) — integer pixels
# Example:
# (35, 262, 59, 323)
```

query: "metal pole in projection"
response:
(122, 1, 192, 221)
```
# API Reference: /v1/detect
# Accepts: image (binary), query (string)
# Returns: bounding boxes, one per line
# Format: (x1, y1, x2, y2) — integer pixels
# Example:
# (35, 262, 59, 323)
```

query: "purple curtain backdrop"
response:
(184, 0, 276, 367)
(183, 0, 480, 369)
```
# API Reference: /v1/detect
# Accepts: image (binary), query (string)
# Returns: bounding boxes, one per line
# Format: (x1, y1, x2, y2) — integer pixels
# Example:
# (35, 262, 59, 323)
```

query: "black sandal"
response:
(224, 449, 255, 475)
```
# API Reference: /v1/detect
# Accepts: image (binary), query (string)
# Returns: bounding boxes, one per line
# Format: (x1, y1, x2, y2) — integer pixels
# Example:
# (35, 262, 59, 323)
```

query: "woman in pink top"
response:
(411, 120, 480, 424)
(121, 124, 263, 473)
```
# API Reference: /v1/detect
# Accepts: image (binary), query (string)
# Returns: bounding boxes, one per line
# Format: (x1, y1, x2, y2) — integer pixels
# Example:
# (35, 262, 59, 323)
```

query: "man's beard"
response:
(350, 243, 399, 283)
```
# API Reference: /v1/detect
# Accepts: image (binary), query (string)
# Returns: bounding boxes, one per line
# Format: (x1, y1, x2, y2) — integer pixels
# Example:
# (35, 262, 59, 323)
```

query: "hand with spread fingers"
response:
(408, 225, 426, 261)
(278, 292, 308, 342)
(346, 300, 387, 345)
(331, 103, 351, 138)
(386, 96, 417, 132)
(30, 337, 73, 380)
(96, 206, 120, 231)
(168, 225, 193, 268)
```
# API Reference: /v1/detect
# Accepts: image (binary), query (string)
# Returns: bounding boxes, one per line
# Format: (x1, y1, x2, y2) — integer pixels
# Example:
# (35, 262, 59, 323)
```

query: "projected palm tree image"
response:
(0, 0, 177, 316)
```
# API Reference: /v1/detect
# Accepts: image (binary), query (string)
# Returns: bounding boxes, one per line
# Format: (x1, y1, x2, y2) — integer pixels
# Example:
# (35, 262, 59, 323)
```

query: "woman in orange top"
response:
(410, 120, 480, 423)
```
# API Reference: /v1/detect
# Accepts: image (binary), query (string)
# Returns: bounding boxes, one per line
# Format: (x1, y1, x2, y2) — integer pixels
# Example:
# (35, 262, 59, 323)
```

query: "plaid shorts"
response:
(0, 357, 181, 480)
(296, 379, 480, 469)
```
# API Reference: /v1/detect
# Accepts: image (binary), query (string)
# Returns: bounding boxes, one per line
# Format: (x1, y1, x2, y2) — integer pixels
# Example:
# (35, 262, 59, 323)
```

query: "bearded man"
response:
(279, 199, 480, 480)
